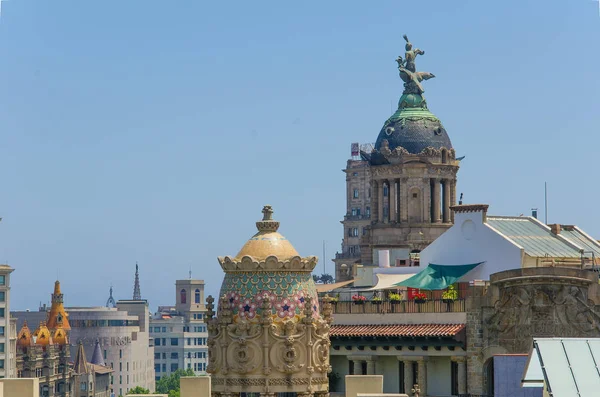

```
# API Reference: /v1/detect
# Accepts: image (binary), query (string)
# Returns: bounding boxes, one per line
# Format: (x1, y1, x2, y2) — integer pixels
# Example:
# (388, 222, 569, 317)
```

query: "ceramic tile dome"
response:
(217, 205, 321, 323)
(206, 205, 333, 397)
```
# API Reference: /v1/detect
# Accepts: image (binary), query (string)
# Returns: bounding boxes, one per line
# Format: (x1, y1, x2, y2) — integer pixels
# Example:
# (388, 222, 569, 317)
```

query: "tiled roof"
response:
(486, 217, 582, 258)
(330, 323, 465, 338)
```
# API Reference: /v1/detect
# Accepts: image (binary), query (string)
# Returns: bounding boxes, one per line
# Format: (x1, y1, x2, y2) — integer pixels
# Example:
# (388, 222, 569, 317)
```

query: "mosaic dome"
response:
(217, 205, 320, 323)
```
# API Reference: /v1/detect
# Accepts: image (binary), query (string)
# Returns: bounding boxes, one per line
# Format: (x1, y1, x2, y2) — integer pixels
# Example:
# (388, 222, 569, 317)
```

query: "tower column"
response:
(399, 357, 414, 394)
(417, 357, 428, 395)
(443, 179, 451, 223)
(389, 179, 397, 223)
(450, 179, 457, 222)
(453, 356, 467, 395)
(372, 181, 380, 223)
(378, 181, 384, 223)
(431, 178, 441, 223)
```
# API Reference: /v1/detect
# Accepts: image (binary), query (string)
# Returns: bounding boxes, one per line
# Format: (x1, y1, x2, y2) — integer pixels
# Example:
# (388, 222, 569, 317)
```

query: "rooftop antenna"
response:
(322, 240, 326, 275)
(544, 182, 548, 224)
(189, 265, 192, 280)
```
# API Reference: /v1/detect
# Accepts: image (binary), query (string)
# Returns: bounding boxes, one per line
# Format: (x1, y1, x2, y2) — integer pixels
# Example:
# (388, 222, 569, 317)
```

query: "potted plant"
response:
(352, 295, 367, 305)
(442, 284, 458, 304)
(413, 292, 427, 304)
(388, 292, 402, 303)
(371, 296, 383, 304)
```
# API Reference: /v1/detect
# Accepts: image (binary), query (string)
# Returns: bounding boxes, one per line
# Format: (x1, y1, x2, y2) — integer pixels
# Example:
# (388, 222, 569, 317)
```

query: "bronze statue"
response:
(396, 35, 435, 95)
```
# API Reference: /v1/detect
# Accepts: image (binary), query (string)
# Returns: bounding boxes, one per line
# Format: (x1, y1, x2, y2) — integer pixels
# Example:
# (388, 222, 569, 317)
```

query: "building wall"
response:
(420, 210, 523, 281)
(493, 355, 542, 397)
(0, 266, 14, 379)
(151, 280, 208, 380)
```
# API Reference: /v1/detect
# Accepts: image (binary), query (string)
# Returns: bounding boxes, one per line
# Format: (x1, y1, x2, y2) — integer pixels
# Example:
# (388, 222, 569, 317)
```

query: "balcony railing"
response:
(321, 299, 466, 314)
(344, 214, 371, 221)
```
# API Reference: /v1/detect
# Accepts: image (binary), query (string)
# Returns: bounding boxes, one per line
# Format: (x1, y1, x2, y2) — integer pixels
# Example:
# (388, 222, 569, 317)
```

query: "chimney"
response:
(531, 208, 538, 219)
(549, 224, 561, 235)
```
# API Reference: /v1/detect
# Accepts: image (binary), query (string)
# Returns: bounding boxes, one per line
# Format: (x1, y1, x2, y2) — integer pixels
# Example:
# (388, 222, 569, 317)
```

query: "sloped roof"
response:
(73, 342, 89, 374)
(523, 338, 600, 397)
(487, 216, 584, 258)
(559, 226, 600, 259)
(330, 323, 465, 338)
(90, 340, 104, 366)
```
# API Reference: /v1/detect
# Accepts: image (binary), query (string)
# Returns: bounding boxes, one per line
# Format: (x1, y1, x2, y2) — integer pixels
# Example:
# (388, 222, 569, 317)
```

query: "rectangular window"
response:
(162, 327, 166, 332)
(171, 338, 179, 346)
(155, 353, 160, 360)
(104, 350, 107, 359)
(366, 206, 371, 216)
(119, 376, 122, 385)
(171, 352, 178, 359)
(383, 185, 389, 197)
(0, 360, 4, 369)
(162, 338, 166, 345)
(155, 338, 161, 346)
(0, 344, 4, 353)
(399, 361, 406, 393)
(0, 275, 5, 286)
(0, 308, 4, 318)
(0, 327, 4, 336)
(0, 292, 5, 302)
(80, 382, 86, 391)
(353, 189, 359, 199)
(154, 327, 160, 332)
(155, 364, 160, 373)
(162, 353, 166, 359)
(162, 364, 166, 372)
(119, 349, 122, 359)
(170, 363, 178, 372)
(351, 208, 357, 216)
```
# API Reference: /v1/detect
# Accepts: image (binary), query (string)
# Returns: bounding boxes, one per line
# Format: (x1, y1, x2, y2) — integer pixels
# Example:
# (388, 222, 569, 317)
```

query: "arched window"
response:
(180, 289, 187, 304)
(194, 289, 201, 304)
(441, 149, 448, 163)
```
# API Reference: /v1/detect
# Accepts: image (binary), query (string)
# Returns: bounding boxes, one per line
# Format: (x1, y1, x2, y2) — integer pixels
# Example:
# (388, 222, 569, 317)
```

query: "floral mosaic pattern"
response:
(218, 272, 320, 323)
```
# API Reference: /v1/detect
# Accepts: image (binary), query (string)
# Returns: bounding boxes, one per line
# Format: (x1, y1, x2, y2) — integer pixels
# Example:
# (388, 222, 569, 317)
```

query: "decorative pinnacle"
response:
(256, 205, 280, 233)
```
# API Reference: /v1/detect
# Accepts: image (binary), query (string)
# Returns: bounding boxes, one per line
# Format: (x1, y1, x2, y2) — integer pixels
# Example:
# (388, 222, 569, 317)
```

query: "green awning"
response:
(393, 262, 483, 290)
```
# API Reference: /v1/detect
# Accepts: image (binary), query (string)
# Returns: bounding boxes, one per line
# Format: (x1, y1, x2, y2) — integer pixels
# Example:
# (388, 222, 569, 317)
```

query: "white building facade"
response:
(0, 265, 15, 379)
(150, 279, 208, 381)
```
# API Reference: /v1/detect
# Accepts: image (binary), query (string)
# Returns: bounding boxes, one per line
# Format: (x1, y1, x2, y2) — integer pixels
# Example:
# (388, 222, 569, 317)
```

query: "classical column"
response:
(378, 181, 384, 223)
(431, 179, 441, 223)
(366, 358, 376, 375)
(422, 178, 431, 223)
(450, 179, 456, 222)
(453, 356, 467, 395)
(399, 358, 413, 395)
(372, 181, 380, 223)
(399, 178, 408, 223)
(417, 357, 428, 396)
(353, 359, 363, 375)
(389, 179, 397, 223)
(443, 179, 451, 223)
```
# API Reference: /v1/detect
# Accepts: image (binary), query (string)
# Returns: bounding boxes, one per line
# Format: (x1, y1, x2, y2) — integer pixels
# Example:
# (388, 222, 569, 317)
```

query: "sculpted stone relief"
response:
(485, 283, 600, 353)
(206, 295, 333, 395)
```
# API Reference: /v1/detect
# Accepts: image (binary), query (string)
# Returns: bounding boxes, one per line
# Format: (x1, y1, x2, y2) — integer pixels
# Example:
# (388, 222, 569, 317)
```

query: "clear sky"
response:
(1, 0, 599, 311)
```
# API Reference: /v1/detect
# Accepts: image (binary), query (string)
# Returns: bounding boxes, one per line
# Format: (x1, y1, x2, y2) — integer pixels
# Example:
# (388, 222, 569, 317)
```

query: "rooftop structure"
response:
(206, 205, 332, 397)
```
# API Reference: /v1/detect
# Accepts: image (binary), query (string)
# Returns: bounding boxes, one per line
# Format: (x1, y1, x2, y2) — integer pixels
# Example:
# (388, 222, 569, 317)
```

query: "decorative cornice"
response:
(218, 255, 318, 273)
(450, 204, 489, 214)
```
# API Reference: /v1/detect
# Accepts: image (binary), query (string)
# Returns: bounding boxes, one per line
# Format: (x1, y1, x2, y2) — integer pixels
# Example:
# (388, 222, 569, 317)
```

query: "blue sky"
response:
(1, 0, 599, 310)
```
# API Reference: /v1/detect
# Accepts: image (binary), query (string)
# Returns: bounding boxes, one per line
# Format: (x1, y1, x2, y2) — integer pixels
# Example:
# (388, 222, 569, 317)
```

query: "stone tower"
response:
(206, 206, 333, 397)
(335, 35, 461, 280)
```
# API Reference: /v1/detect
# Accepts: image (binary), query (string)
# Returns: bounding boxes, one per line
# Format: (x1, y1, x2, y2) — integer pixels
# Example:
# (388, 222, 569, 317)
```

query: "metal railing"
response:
(322, 299, 466, 314)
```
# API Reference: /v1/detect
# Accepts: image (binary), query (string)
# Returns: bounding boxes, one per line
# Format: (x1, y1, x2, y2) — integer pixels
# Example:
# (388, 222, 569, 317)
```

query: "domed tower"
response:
(205, 206, 333, 397)
(358, 35, 461, 266)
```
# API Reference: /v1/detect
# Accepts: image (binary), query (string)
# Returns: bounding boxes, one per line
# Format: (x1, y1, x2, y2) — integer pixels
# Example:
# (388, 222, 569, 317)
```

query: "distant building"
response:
(0, 264, 15, 379)
(150, 279, 208, 380)
(15, 281, 113, 397)
(13, 267, 155, 397)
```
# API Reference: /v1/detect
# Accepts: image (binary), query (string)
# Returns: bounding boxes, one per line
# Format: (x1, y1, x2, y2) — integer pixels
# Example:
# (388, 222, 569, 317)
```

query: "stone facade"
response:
(466, 267, 600, 395)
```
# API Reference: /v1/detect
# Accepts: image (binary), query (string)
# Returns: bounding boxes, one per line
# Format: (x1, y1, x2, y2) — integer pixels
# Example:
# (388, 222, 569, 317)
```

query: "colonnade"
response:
(347, 355, 466, 395)
(371, 178, 455, 224)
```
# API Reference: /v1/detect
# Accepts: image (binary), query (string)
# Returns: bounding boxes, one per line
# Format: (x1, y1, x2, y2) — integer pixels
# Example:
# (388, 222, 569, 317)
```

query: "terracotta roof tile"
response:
(330, 323, 465, 338)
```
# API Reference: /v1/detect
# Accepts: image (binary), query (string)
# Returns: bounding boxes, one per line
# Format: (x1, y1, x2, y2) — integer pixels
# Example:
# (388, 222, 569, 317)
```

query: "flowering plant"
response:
(413, 292, 427, 301)
(442, 284, 458, 301)
(352, 295, 367, 302)
(388, 292, 402, 302)
(371, 296, 383, 302)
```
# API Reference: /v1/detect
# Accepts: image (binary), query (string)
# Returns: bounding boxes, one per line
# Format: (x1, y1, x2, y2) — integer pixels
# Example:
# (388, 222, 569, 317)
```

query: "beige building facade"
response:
(0, 265, 15, 379)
